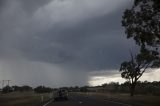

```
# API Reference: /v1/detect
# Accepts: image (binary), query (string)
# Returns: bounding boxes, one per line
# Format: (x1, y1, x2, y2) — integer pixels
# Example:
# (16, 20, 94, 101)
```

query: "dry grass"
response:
(0, 92, 52, 106)
(76, 92, 160, 106)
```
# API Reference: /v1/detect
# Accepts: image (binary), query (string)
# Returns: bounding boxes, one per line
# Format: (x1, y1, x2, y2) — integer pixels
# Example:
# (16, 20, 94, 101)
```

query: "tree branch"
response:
(137, 62, 151, 80)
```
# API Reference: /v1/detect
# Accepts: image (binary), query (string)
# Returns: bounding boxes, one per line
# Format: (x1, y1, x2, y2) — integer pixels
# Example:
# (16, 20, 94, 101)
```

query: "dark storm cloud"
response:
(0, 0, 134, 70)
(19, 0, 52, 12)
(0, 0, 52, 13)
(0, 0, 135, 87)
(16, 5, 134, 71)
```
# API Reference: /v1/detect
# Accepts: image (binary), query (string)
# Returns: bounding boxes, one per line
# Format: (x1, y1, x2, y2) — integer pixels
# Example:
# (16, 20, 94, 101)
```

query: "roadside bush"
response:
(34, 86, 52, 93)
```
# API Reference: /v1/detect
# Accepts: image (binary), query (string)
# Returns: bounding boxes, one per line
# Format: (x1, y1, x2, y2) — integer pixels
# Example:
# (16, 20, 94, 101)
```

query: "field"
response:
(0, 92, 52, 106)
(77, 92, 160, 106)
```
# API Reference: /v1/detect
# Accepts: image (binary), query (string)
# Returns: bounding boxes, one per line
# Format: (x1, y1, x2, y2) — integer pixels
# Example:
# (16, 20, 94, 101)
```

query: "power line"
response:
(1, 80, 11, 89)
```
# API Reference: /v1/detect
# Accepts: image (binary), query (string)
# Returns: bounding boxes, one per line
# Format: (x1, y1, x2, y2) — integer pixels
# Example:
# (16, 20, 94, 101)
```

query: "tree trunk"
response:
(130, 83, 136, 97)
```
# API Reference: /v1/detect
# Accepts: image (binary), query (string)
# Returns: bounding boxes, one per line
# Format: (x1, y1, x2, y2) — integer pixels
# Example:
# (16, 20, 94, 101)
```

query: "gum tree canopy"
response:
(122, 0, 160, 47)
(120, 0, 160, 96)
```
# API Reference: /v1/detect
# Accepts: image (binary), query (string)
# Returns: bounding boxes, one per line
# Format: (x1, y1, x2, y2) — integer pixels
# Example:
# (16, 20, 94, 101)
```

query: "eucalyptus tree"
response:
(120, 0, 160, 96)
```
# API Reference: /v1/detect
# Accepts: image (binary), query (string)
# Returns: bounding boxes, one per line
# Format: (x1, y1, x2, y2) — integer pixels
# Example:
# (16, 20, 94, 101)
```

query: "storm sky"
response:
(0, 0, 159, 88)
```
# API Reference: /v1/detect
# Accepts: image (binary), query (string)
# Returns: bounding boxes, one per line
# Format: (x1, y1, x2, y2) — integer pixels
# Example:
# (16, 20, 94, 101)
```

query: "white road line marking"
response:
(104, 100, 132, 106)
(79, 101, 83, 104)
(43, 99, 54, 106)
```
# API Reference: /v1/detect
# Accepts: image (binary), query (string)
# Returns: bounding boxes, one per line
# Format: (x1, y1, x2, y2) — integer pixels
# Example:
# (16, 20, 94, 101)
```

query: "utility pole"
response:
(6, 80, 11, 86)
(2, 80, 11, 93)
(2, 80, 4, 89)
(1, 80, 11, 89)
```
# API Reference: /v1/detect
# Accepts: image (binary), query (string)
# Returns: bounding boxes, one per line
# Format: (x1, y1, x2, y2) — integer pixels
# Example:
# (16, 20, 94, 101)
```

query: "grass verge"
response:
(75, 92, 160, 106)
(0, 92, 52, 106)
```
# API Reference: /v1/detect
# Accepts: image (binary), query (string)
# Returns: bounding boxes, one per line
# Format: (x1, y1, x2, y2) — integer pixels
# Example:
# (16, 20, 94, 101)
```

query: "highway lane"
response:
(45, 93, 131, 106)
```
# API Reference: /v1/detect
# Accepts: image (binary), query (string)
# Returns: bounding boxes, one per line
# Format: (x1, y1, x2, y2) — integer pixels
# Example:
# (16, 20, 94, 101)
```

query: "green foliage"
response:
(34, 86, 52, 93)
(80, 86, 88, 92)
(120, 50, 154, 82)
(101, 81, 160, 96)
(12, 85, 33, 92)
(2, 86, 13, 93)
(102, 82, 120, 92)
(119, 50, 156, 96)
(122, 0, 160, 68)
(122, 0, 160, 47)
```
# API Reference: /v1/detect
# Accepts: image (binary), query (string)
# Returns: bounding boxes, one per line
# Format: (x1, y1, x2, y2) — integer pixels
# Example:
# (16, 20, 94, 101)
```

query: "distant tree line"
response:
(1, 81, 160, 96)
(1, 85, 53, 93)
(1, 85, 33, 93)
(101, 81, 160, 96)
(34, 86, 53, 93)
(0, 85, 88, 94)
(58, 86, 89, 92)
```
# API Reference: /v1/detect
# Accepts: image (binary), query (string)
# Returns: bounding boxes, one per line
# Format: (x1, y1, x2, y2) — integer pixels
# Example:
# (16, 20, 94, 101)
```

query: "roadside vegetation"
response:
(76, 91, 160, 106)
(63, 81, 160, 96)
(1, 81, 160, 106)
(67, 81, 160, 106)
(0, 85, 53, 106)
(0, 92, 51, 106)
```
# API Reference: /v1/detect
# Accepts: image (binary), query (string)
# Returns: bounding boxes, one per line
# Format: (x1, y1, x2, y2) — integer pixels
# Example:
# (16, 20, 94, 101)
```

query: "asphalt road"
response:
(45, 93, 131, 106)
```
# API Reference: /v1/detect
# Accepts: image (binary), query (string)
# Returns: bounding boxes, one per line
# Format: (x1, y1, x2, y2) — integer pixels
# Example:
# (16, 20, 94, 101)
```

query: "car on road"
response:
(53, 89, 68, 101)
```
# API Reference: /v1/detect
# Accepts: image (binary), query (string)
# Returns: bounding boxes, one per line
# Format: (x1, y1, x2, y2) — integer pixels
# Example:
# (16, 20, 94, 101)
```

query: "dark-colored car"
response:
(54, 89, 68, 101)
